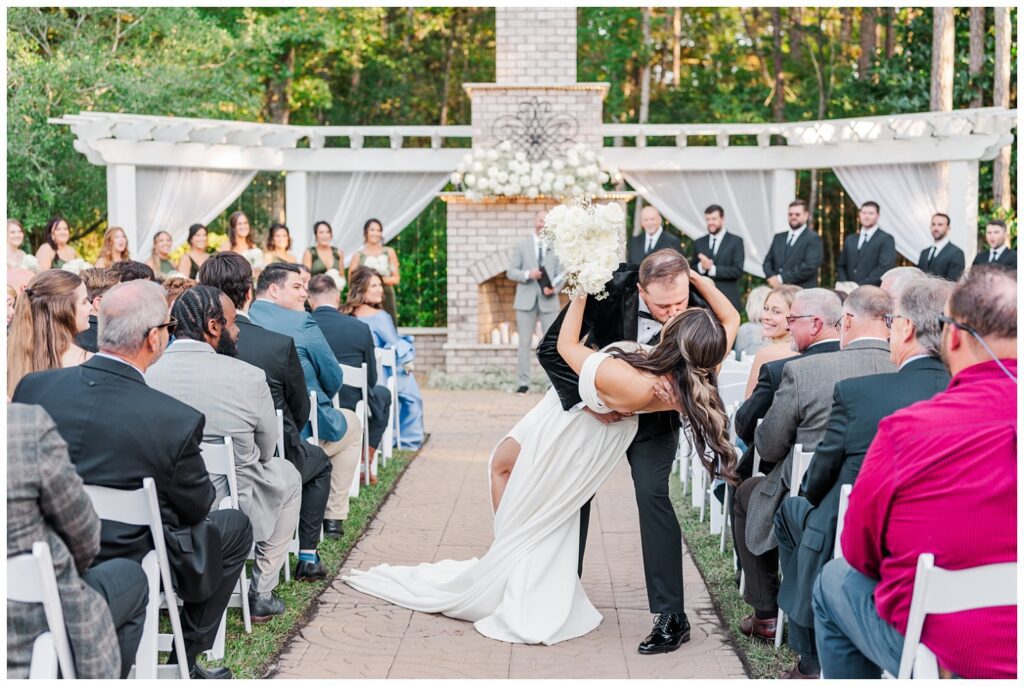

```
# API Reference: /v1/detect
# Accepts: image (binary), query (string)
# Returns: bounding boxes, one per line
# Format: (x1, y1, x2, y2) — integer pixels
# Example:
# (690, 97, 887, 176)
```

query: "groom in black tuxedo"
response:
(538, 249, 706, 655)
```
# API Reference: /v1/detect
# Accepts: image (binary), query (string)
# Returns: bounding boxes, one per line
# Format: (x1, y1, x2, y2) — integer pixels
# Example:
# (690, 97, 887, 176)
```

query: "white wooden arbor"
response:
(51, 106, 1015, 263)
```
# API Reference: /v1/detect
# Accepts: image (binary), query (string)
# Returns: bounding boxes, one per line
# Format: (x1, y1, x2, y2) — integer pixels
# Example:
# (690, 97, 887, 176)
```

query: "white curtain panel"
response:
(623, 170, 776, 276)
(307, 171, 451, 266)
(832, 162, 946, 262)
(135, 167, 257, 260)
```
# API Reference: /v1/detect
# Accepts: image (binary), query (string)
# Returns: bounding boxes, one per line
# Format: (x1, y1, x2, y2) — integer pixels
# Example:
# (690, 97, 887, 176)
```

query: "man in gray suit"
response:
(507, 210, 564, 393)
(147, 286, 302, 623)
(733, 286, 896, 643)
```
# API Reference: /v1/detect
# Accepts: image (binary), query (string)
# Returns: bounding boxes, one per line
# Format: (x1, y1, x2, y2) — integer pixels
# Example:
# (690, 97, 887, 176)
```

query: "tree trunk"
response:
(403, 7, 414, 52)
(265, 44, 295, 125)
(839, 8, 852, 45)
(993, 7, 1012, 209)
(672, 7, 681, 87)
(771, 8, 785, 122)
(638, 7, 652, 124)
(790, 8, 803, 65)
(858, 7, 877, 77)
(808, 169, 819, 232)
(884, 7, 896, 58)
(968, 8, 986, 108)
(438, 10, 461, 126)
(930, 8, 954, 112)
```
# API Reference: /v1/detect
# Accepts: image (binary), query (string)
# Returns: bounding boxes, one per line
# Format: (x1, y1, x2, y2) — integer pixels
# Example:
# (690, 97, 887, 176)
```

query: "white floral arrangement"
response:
(19, 254, 39, 272)
(540, 197, 625, 300)
(450, 141, 621, 201)
(325, 268, 346, 291)
(59, 258, 94, 275)
(242, 247, 265, 269)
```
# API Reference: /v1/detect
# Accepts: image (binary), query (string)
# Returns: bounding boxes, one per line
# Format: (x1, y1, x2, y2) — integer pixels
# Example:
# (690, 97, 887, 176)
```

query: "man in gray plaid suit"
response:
(7, 403, 149, 678)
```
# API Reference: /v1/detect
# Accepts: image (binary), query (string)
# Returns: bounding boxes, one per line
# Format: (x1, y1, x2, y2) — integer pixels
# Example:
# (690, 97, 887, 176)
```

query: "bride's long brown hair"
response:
(609, 308, 738, 484)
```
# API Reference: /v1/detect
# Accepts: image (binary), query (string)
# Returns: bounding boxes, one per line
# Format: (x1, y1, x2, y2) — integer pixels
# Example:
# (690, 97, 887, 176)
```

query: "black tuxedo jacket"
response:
(12, 356, 216, 596)
(691, 232, 745, 311)
(836, 229, 897, 286)
(235, 313, 314, 472)
(310, 306, 378, 410)
(762, 229, 823, 288)
(778, 356, 951, 626)
(972, 248, 1017, 269)
(917, 242, 965, 281)
(627, 229, 684, 265)
(733, 339, 840, 479)
(74, 315, 99, 353)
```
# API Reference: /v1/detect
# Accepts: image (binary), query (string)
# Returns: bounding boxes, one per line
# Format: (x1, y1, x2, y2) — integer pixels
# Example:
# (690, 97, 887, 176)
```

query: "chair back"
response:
(788, 444, 815, 497)
(8, 541, 77, 679)
(201, 437, 240, 510)
(898, 553, 1017, 678)
(275, 409, 285, 459)
(308, 389, 318, 444)
(375, 346, 396, 381)
(340, 363, 369, 394)
(751, 418, 764, 475)
(833, 484, 853, 559)
(718, 382, 747, 408)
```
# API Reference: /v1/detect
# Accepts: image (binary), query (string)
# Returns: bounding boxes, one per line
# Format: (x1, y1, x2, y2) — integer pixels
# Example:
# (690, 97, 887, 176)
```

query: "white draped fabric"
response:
(623, 170, 777, 276)
(307, 172, 451, 266)
(833, 162, 946, 262)
(135, 167, 257, 260)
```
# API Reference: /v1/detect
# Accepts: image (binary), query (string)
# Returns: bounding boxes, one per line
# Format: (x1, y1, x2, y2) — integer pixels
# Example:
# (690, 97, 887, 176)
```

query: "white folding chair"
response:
(833, 484, 853, 560)
(893, 554, 1017, 678)
(275, 409, 285, 459)
(775, 443, 816, 649)
(739, 419, 767, 596)
(84, 478, 190, 679)
(200, 437, 252, 659)
(8, 541, 77, 679)
(307, 389, 318, 445)
(374, 347, 398, 463)
(338, 362, 373, 485)
(717, 382, 747, 408)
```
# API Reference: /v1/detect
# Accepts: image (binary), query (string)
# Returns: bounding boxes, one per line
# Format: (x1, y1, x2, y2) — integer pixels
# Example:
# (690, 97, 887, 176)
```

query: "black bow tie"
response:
(638, 311, 657, 321)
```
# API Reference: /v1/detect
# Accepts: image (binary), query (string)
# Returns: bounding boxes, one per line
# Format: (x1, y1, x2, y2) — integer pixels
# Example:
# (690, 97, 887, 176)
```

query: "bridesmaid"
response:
(176, 223, 210, 279)
(302, 220, 344, 276)
(147, 231, 176, 277)
(7, 219, 35, 292)
(35, 215, 81, 270)
(348, 218, 399, 323)
(93, 226, 130, 268)
(221, 210, 257, 255)
(264, 223, 297, 264)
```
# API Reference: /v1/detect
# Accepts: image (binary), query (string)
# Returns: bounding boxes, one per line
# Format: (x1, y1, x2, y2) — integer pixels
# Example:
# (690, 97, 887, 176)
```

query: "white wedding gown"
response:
(342, 348, 642, 644)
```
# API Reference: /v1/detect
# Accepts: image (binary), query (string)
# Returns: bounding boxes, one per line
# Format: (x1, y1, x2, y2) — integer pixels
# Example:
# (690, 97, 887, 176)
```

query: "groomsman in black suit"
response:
(627, 205, 684, 264)
(972, 219, 1017, 269)
(836, 201, 897, 286)
(762, 199, 823, 288)
(691, 204, 745, 311)
(917, 212, 966, 281)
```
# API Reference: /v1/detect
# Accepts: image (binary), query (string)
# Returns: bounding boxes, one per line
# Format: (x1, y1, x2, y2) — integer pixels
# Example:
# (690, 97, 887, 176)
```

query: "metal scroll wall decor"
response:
(491, 96, 580, 162)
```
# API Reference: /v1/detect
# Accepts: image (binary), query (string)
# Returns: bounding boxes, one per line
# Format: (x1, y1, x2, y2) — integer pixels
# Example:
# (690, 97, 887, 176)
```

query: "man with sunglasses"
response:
(12, 279, 253, 679)
(814, 266, 1016, 679)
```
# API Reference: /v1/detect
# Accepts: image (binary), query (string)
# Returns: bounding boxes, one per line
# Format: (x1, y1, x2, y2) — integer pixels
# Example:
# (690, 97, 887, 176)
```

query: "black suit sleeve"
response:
(166, 415, 215, 526)
(714, 237, 745, 280)
(734, 363, 774, 443)
(689, 238, 704, 272)
(363, 328, 378, 388)
(783, 233, 822, 285)
(763, 238, 779, 278)
(283, 340, 310, 426)
(863, 234, 897, 286)
(800, 383, 850, 506)
(836, 240, 850, 282)
(946, 249, 965, 281)
(972, 252, 987, 267)
(538, 297, 601, 411)
(917, 249, 929, 270)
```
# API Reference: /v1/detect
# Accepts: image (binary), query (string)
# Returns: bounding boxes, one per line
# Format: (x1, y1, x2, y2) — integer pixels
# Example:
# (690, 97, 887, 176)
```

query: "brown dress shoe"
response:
(780, 662, 820, 679)
(739, 613, 777, 641)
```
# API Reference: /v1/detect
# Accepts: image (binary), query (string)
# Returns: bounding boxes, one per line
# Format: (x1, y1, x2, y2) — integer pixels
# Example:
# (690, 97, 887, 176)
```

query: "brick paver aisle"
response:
(274, 389, 747, 679)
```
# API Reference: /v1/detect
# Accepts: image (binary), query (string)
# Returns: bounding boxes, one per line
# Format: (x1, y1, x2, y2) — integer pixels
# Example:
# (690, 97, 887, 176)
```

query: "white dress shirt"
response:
(637, 298, 663, 345)
(644, 228, 664, 254)
(698, 229, 727, 277)
(857, 225, 879, 250)
(927, 237, 950, 262)
(777, 225, 807, 283)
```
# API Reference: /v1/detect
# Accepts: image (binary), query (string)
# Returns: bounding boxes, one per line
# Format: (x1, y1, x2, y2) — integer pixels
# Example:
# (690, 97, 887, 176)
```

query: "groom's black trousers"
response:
(578, 419, 684, 615)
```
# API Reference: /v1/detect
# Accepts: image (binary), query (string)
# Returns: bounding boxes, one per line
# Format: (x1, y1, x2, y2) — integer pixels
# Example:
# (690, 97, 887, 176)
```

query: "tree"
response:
(858, 7, 877, 77)
(968, 7, 986, 107)
(993, 7, 1012, 209)
(930, 8, 954, 111)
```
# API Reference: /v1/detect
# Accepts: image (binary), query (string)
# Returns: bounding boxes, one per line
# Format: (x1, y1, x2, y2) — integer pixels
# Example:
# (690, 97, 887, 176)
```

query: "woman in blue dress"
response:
(342, 266, 424, 450)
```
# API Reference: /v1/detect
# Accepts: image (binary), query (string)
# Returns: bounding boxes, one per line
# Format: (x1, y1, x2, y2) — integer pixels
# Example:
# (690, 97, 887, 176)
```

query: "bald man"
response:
(627, 205, 685, 265)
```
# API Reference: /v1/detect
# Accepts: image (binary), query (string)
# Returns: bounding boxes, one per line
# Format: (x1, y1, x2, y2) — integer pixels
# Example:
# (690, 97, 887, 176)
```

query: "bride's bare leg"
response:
(490, 437, 521, 513)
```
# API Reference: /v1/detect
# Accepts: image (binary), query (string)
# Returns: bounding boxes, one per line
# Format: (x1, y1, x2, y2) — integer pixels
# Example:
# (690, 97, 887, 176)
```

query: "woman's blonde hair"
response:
(8, 270, 84, 396)
(98, 226, 130, 265)
(744, 285, 771, 323)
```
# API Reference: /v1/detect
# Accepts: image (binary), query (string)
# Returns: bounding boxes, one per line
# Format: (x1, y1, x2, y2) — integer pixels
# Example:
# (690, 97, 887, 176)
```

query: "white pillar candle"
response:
(491, 328, 501, 345)
(499, 321, 511, 345)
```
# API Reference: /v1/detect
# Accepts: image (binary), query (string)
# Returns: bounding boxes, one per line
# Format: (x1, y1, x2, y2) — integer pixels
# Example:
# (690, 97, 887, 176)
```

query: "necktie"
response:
(928, 246, 937, 265)
(646, 237, 654, 254)
(709, 236, 717, 255)
(638, 310, 656, 320)
(788, 232, 797, 248)
(990, 250, 998, 263)
(537, 242, 544, 267)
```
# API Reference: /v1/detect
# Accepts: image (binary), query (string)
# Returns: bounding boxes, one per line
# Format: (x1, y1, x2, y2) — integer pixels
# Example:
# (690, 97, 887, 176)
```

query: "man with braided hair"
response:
(147, 285, 302, 623)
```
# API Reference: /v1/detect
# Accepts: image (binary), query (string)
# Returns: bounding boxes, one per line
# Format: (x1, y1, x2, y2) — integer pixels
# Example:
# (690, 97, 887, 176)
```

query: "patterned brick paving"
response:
(273, 389, 746, 679)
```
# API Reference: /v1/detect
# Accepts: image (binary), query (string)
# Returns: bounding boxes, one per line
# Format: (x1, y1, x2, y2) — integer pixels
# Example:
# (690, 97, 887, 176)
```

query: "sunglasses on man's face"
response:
(144, 316, 178, 340)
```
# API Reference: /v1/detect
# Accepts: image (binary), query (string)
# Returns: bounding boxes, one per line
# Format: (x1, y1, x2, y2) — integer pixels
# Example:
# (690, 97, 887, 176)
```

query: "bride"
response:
(343, 284, 740, 645)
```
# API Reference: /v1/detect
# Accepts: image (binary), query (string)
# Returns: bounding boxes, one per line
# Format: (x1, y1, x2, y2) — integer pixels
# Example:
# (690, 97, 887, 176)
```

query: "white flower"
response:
(486, 149, 499, 161)
(586, 181, 599, 193)
(450, 171, 463, 185)
(518, 174, 531, 187)
(514, 151, 527, 163)
(552, 159, 565, 172)
(59, 258, 94, 275)
(526, 187, 539, 198)
(540, 180, 553, 193)
(553, 179, 566, 192)
(464, 173, 477, 186)
(498, 140, 512, 153)
(496, 170, 509, 183)
(583, 149, 596, 162)
(20, 254, 39, 272)
(325, 268, 346, 291)
(466, 190, 483, 202)
(477, 177, 490, 191)
(474, 148, 487, 160)
(461, 153, 473, 166)
(242, 248, 265, 269)
(471, 161, 484, 174)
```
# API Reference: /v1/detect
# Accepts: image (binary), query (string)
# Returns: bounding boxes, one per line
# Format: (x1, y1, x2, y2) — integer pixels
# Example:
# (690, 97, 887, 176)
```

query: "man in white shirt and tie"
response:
(971, 219, 1017, 270)
(917, 212, 966, 281)
(627, 205, 684, 265)
(836, 201, 897, 286)
(691, 204, 745, 310)
(762, 199, 823, 289)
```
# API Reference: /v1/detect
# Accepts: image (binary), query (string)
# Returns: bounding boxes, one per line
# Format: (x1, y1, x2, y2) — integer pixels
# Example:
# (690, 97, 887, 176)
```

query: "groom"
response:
(538, 248, 701, 654)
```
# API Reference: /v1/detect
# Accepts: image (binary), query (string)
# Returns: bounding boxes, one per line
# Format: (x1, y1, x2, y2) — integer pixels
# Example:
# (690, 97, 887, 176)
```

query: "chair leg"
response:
(775, 607, 785, 649)
(133, 552, 160, 679)
(240, 567, 252, 634)
(720, 488, 731, 554)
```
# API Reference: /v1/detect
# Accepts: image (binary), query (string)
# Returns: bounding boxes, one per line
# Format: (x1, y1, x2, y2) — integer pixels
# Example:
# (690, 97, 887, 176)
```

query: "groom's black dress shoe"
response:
(323, 519, 344, 540)
(515, 386, 529, 394)
(190, 663, 233, 679)
(638, 612, 691, 654)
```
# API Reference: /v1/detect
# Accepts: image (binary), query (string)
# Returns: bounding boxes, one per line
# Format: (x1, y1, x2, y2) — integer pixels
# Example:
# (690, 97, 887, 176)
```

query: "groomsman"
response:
(917, 212, 966, 281)
(691, 204, 745, 311)
(627, 205, 684, 264)
(507, 210, 564, 393)
(836, 201, 897, 286)
(972, 219, 1016, 269)
(762, 199, 823, 288)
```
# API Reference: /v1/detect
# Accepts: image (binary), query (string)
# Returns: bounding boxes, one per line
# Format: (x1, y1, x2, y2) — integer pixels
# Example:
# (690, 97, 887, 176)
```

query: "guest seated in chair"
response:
(343, 266, 424, 450)
(309, 274, 393, 485)
(75, 267, 119, 353)
(147, 286, 302, 623)
(11, 279, 254, 679)
(813, 266, 1017, 679)
(7, 403, 149, 678)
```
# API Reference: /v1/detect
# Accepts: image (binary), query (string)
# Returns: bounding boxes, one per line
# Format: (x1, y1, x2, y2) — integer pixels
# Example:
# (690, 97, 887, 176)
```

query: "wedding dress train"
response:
(342, 349, 641, 644)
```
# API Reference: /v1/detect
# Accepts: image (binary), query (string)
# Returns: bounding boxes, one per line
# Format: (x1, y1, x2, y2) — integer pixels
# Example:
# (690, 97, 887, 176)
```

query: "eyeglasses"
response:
(785, 314, 817, 325)
(145, 316, 178, 340)
(937, 314, 974, 335)
(938, 313, 1018, 383)
(884, 314, 909, 329)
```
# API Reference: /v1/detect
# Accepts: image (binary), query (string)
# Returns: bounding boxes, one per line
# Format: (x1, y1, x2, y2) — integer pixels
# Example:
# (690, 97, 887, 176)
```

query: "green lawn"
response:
(197, 449, 417, 679)
(670, 471, 797, 679)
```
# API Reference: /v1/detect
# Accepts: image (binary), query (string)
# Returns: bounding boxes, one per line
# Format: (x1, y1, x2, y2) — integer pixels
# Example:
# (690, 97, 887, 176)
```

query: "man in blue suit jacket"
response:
(248, 263, 363, 535)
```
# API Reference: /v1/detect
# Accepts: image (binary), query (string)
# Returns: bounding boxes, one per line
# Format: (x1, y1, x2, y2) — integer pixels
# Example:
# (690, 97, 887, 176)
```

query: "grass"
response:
(670, 472, 797, 679)
(195, 448, 418, 679)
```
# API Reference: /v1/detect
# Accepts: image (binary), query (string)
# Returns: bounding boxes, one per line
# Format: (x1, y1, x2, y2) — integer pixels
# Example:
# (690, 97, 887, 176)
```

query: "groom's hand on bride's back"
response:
(582, 407, 632, 424)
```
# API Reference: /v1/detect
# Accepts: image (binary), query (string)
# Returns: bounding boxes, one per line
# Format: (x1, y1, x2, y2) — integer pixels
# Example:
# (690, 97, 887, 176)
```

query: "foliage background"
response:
(7, 7, 1017, 325)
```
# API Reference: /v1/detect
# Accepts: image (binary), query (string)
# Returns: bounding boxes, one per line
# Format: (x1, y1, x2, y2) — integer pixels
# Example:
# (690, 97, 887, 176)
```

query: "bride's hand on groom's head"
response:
(653, 376, 684, 414)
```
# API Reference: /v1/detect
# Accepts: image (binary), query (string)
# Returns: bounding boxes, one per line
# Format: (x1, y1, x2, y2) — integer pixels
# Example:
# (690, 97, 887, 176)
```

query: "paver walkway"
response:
(274, 389, 747, 679)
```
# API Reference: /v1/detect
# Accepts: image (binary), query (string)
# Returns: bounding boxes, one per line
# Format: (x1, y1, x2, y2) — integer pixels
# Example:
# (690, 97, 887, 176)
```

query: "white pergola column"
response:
(947, 160, 979, 266)
(770, 169, 797, 232)
(106, 164, 138, 255)
(285, 171, 311, 257)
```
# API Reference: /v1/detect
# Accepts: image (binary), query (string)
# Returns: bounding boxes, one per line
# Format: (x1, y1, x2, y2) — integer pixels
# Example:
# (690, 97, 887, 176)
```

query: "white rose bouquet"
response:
(20, 254, 39, 272)
(325, 268, 346, 291)
(242, 247, 265, 269)
(540, 197, 625, 300)
(59, 258, 94, 275)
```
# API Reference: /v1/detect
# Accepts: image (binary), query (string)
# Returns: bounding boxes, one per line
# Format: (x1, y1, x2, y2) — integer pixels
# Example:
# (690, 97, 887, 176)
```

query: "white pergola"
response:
(51, 106, 1015, 263)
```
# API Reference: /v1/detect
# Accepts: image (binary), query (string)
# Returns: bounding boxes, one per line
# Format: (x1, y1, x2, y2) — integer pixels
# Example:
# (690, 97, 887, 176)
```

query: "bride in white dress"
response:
(343, 292, 740, 645)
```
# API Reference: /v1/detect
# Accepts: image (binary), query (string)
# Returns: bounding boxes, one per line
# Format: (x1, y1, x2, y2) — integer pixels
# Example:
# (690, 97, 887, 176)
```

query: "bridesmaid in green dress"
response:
(176, 224, 209, 279)
(35, 215, 81, 270)
(348, 218, 399, 323)
(263, 223, 298, 265)
(302, 220, 344, 277)
(147, 231, 176, 276)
